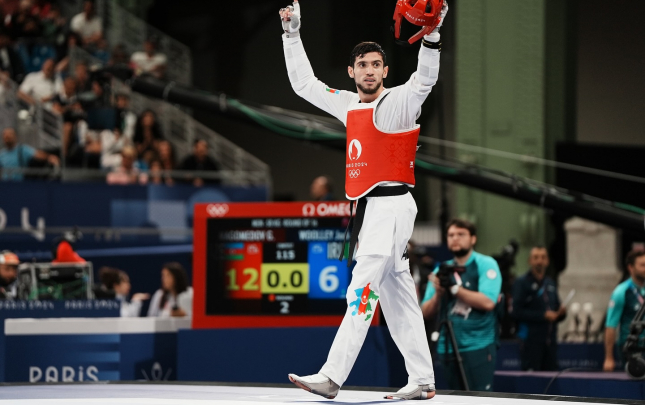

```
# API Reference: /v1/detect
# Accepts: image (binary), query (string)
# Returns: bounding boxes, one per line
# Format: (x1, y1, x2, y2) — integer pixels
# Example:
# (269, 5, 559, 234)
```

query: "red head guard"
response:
(393, 0, 444, 44)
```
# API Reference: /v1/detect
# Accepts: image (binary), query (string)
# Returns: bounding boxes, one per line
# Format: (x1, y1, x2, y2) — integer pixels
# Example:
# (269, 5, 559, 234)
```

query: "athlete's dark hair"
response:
(446, 218, 477, 237)
(625, 249, 645, 269)
(350, 42, 387, 68)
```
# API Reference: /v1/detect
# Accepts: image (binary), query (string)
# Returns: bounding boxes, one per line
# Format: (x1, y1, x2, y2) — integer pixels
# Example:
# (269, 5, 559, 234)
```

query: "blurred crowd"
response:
(0, 0, 221, 185)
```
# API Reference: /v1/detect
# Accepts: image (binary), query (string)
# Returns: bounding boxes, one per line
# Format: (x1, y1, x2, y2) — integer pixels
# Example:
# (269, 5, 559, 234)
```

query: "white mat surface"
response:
(0, 384, 621, 404)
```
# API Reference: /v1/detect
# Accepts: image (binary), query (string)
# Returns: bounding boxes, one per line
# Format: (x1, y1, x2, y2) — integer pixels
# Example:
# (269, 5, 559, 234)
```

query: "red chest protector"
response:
(345, 96, 420, 200)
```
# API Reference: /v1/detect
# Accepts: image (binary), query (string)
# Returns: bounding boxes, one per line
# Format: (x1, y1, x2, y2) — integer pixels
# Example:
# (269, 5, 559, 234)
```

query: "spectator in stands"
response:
(0, 28, 25, 82)
(17, 57, 55, 105)
(106, 145, 148, 185)
(149, 159, 165, 185)
(115, 93, 136, 140)
(156, 139, 175, 184)
(310, 175, 334, 201)
(603, 249, 645, 371)
(130, 36, 167, 79)
(52, 76, 79, 116)
(6, 0, 42, 40)
(109, 43, 129, 66)
(81, 78, 108, 109)
(71, 60, 91, 94)
(0, 127, 59, 180)
(96, 93, 134, 170)
(100, 128, 126, 169)
(512, 246, 566, 371)
(133, 109, 163, 157)
(92, 37, 110, 65)
(148, 262, 192, 318)
(70, 0, 102, 47)
(41, 3, 65, 43)
(55, 32, 81, 64)
(107, 43, 131, 81)
(146, 141, 175, 186)
(96, 94, 136, 169)
(0, 250, 19, 300)
(51, 76, 89, 167)
(179, 139, 221, 187)
(97, 267, 150, 317)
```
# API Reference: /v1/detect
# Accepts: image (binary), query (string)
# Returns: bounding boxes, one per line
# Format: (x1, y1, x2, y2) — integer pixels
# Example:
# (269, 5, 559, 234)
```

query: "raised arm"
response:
(280, 1, 354, 124)
(387, 1, 447, 128)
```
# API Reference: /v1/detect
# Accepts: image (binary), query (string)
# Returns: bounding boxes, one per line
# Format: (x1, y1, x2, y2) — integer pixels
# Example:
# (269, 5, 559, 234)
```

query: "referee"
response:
(512, 246, 566, 371)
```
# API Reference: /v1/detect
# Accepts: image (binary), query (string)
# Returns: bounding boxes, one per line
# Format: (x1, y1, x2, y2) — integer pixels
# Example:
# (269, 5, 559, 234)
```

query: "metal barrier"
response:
(98, 1, 192, 85)
(5, 77, 64, 157)
(112, 79, 270, 186)
(68, 45, 106, 72)
(0, 77, 18, 132)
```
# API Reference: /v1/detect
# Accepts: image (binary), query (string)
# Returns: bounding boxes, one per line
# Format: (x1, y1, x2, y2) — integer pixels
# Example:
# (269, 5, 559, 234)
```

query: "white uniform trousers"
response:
(319, 192, 435, 388)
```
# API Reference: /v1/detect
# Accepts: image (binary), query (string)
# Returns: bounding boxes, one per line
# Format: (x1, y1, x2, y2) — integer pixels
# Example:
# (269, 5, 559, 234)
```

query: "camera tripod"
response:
(624, 301, 645, 379)
(433, 295, 470, 391)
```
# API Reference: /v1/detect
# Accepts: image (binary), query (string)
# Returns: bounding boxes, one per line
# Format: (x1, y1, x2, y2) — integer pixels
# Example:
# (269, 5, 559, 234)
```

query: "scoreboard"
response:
(192, 202, 374, 329)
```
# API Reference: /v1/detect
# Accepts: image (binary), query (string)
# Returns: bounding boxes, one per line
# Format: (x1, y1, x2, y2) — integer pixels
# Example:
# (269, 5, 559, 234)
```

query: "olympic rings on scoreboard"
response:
(207, 203, 230, 217)
(348, 169, 361, 178)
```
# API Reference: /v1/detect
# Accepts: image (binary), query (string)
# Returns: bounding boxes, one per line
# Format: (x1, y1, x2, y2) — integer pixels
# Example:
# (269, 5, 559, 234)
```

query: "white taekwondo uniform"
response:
(283, 33, 440, 388)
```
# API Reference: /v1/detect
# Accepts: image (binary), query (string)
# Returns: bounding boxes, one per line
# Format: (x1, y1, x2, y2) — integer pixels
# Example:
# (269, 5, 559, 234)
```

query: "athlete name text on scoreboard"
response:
(218, 218, 347, 242)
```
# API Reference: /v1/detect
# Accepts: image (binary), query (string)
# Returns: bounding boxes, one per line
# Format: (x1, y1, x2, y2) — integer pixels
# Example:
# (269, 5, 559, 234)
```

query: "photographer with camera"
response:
(512, 246, 566, 371)
(603, 249, 645, 371)
(421, 219, 501, 391)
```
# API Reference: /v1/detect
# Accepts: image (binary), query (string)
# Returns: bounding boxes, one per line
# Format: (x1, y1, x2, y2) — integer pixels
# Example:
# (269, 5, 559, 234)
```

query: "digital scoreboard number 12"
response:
(224, 242, 263, 299)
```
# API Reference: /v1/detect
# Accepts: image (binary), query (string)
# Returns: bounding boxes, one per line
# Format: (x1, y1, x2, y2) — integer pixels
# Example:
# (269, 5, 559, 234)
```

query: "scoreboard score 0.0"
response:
(192, 202, 371, 329)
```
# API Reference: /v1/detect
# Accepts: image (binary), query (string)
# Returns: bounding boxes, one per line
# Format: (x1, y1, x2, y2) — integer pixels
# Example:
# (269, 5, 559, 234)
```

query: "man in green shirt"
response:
(604, 250, 645, 371)
(421, 219, 501, 391)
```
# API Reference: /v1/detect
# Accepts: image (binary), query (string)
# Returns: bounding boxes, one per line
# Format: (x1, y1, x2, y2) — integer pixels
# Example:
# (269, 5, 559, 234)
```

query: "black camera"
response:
(437, 263, 466, 290)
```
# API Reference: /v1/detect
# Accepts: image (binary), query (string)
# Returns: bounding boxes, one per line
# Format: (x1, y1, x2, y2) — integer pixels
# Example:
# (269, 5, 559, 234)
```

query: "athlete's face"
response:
(629, 255, 645, 283)
(446, 225, 476, 257)
(348, 52, 388, 96)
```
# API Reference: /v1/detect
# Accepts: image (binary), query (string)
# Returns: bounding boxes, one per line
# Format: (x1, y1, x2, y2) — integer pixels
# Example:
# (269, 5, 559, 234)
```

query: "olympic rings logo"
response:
(348, 169, 361, 179)
(206, 204, 229, 217)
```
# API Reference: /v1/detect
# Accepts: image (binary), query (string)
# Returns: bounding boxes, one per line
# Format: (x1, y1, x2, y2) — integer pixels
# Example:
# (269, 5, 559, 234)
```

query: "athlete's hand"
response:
(432, 0, 449, 33)
(279, 1, 301, 35)
(430, 273, 445, 296)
